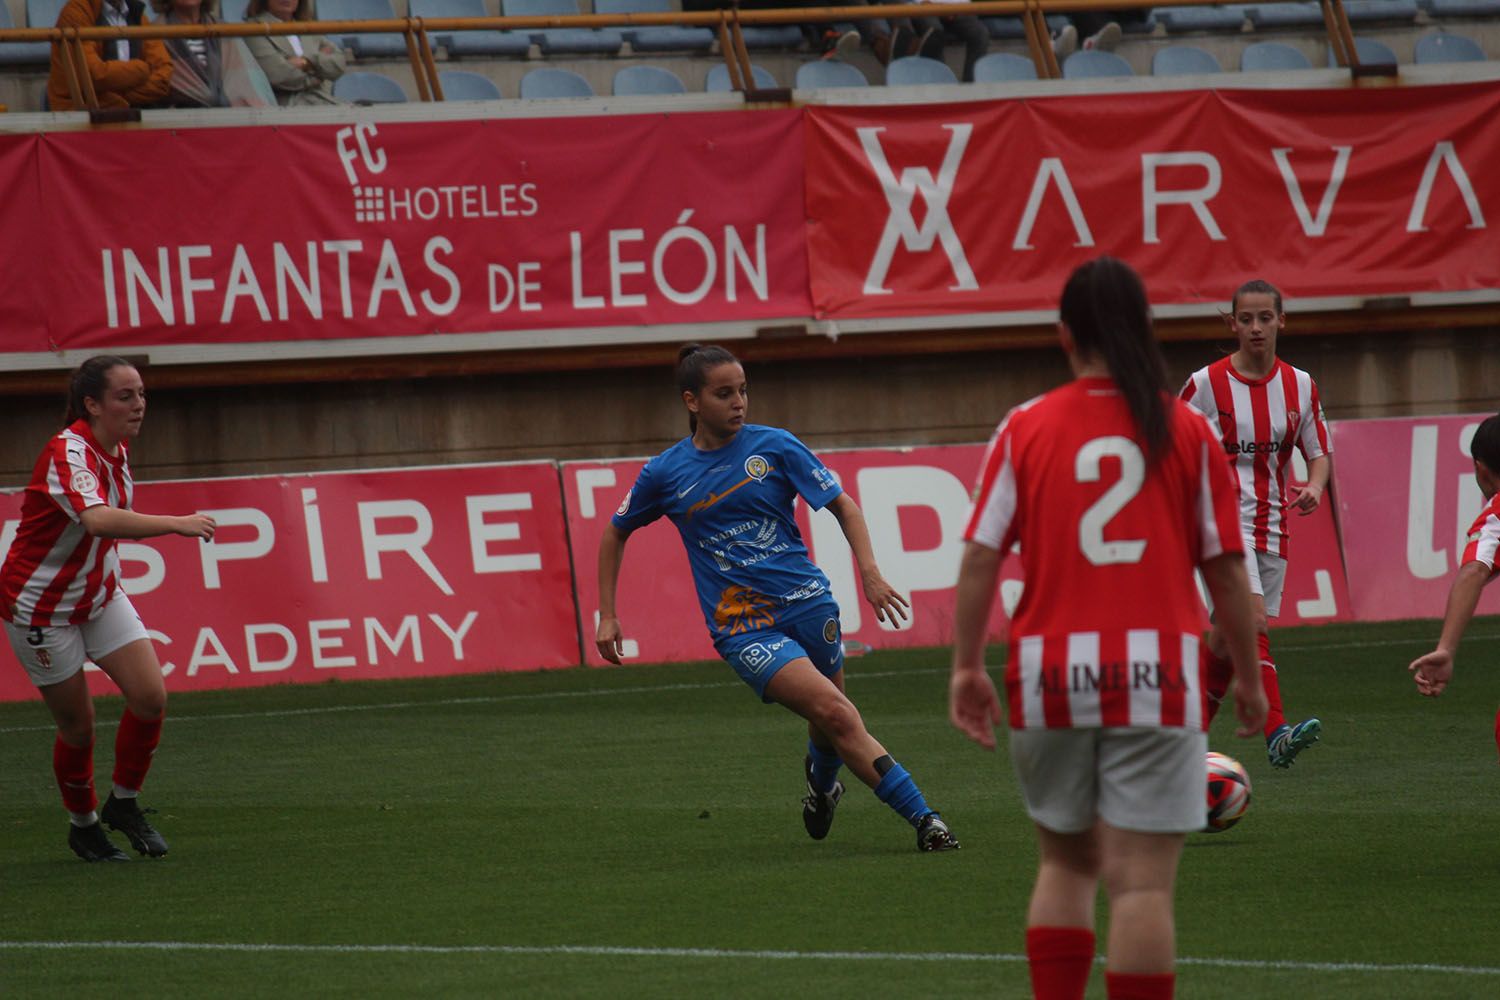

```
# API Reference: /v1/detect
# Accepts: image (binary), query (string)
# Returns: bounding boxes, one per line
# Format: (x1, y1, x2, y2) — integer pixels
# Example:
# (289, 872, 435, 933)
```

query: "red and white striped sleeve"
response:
(1297, 372, 1331, 461)
(47, 432, 108, 520)
(1461, 495, 1500, 575)
(963, 410, 1021, 553)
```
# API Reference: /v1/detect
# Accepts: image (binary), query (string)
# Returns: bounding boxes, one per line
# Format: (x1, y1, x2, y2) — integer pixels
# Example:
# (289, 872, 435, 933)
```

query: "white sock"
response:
(112, 785, 139, 800)
(69, 810, 98, 827)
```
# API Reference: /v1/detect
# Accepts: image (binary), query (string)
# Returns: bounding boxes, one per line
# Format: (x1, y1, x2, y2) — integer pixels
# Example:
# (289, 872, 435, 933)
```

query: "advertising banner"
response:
(805, 83, 1500, 318)
(1333, 413, 1500, 622)
(0, 462, 578, 702)
(0, 111, 809, 354)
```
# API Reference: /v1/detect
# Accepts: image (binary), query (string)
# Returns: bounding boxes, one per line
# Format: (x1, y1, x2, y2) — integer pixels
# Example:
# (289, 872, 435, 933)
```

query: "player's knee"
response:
(55, 705, 96, 746)
(128, 686, 166, 721)
(810, 696, 862, 741)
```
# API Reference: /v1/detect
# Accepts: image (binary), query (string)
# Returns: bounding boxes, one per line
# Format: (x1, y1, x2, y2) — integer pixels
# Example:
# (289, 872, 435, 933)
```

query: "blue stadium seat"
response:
(220, 0, 248, 21)
(705, 62, 776, 91)
(984, 14, 1069, 39)
(318, 0, 408, 59)
(1152, 44, 1221, 74)
(519, 66, 595, 98)
(503, 0, 624, 55)
(795, 59, 869, 88)
(1428, 0, 1500, 13)
(333, 70, 408, 102)
(1062, 49, 1134, 78)
(594, 0, 714, 53)
(0, 3, 50, 65)
(1343, 0, 1420, 21)
(1247, 2, 1326, 27)
(886, 55, 959, 85)
(736, 25, 804, 49)
(1152, 5, 1251, 31)
(1329, 36, 1398, 65)
(1240, 40, 1313, 70)
(438, 69, 504, 99)
(411, 0, 532, 57)
(972, 52, 1038, 81)
(612, 64, 687, 94)
(25, 0, 67, 30)
(1413, 31, 1485, 62)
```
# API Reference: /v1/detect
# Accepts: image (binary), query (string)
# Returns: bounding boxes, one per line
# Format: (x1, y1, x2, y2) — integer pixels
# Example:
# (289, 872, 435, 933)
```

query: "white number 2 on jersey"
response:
(1075, 436, 1147, 566)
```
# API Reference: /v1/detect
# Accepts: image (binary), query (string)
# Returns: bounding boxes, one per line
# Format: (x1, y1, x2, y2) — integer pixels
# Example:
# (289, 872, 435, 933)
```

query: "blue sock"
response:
(873, 762, 931, 826)
(807, 740, 842, 794)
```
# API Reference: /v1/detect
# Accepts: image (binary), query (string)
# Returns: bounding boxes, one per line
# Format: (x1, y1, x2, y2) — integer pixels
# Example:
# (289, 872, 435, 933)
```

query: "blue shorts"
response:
(714, 608, 845, 702)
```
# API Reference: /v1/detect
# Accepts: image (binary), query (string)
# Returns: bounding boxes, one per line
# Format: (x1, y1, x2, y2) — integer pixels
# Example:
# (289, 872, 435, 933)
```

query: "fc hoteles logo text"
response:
(336, 123, 539, 225)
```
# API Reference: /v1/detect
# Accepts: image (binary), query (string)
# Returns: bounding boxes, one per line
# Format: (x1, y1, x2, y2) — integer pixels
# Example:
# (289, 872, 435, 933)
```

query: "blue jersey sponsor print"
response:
(612, 425, 844, 640)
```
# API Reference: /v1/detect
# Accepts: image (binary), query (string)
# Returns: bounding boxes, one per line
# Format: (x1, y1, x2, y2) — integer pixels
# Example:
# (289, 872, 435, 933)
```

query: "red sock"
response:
(113, 708, 163, 793)
(1105, 971, 1174, 1000)
(53, 736, 97, 815)
(1258, 634, 1286, 737)
(1026, 926, 1095, 1000)
(1202, 647, 1233, 725)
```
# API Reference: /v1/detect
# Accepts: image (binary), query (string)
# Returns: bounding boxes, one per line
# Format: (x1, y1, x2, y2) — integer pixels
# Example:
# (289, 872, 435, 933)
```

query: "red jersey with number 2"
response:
(964, 377, 1243, 731)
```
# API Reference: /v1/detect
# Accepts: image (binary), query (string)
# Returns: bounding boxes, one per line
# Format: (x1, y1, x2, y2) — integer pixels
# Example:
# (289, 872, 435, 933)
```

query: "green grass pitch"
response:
(1, 617, 1497, 998)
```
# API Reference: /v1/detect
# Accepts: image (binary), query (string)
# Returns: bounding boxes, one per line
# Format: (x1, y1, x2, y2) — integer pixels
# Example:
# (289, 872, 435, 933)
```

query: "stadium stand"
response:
(1240, 39, 1315, 69)
(1152, 43, 1221, 73)
(594, 0, 714, 52)
(795, 58, 868, 87)
(1329, 35, 1398, 63)
(1151, 4, 1251, 31)
(972, 50, 1037, 80)
(520, 64, 595, 96)
(612, 62, 686, 93)
(333, 68, 408, 100)
(318, 0, 408, 58)
(504, 0, 625, 55)
(413, 0, 533, 57)
(1414, 29, 1486, 60)
(438, 67, 504, 97)
(705, 61, 776, 90)
(886, 54, 959, 84)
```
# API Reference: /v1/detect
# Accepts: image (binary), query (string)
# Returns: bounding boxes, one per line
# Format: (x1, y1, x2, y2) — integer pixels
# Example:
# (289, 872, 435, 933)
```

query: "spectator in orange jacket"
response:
(48, 0, 173, 111)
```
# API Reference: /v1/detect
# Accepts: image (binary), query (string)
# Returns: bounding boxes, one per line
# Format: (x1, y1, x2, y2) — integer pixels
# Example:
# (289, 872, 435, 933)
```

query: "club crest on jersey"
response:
(822, 618, 839, 644)
(70, 469, 99, 496)
(616, 489, 632, 516)
(744, 455, 770, 482)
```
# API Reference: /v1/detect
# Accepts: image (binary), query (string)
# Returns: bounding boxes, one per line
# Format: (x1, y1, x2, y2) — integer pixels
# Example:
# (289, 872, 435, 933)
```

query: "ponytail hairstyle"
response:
(1058, 257, 1171, 462)
(1471, 412, 1500, 475)
(675, 343, 740, 434)
(1231, 278, 1284, 315)
(64, 355, 134, 427)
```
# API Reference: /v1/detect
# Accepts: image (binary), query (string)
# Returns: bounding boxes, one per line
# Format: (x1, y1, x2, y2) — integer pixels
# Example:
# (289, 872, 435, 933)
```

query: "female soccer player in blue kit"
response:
(596, 344, 959, 852)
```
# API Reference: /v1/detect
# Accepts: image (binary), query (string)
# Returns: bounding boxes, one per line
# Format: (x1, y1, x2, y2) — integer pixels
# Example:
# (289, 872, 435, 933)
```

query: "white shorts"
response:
(4, 594, 149, 688)
(1205, 547, 1288, 620)
(1009, 727, 1208, 834)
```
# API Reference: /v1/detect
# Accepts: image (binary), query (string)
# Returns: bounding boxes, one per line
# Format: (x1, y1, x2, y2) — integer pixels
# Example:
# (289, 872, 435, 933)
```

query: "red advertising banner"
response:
(1333, 413, 1500, 622)
(805, 83, 1500, 318)
(0, 111, 808, 354)
(0, 462, 578, 702)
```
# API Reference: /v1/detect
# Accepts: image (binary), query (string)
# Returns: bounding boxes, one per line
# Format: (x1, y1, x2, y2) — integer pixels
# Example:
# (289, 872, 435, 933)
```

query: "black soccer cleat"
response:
(916, 811, 960, 852)
(101, 793, 169, 858)
(68, 821, 129, 863)
(801, 755, 845, 841)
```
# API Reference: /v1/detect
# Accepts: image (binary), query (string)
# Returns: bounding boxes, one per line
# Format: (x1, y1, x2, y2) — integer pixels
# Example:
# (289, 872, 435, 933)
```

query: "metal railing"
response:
(1, 0, 1365, 112)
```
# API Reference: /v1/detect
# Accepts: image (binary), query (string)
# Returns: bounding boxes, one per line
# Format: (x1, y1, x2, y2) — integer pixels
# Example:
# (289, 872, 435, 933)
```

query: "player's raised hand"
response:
(860, 569, 910, 629)
(1409, 648, 1453, 697)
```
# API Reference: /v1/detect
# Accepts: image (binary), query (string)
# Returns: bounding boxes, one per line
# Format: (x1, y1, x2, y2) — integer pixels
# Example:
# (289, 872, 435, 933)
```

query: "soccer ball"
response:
(1204, 751, 1252, 833)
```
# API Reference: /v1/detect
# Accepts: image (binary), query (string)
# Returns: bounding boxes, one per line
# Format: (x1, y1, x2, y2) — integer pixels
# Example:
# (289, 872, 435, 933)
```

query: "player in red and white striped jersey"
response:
(1410, 413, 1500, 755)
(949, 258, 1266, 1000)
(2, 356, 216, 863)
(1180, 279, 1331, 769)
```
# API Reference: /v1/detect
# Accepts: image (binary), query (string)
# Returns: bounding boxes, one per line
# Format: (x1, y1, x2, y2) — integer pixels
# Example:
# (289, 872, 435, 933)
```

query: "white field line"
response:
(0, 939, 1496, 977)
(1, 631, 1496, 738)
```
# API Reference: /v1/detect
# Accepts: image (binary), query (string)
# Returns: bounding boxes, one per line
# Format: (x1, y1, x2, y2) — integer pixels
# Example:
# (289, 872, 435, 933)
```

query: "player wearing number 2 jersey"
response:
(1180, 279, 1331, 768)
(949, 258, 1266, 1000)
